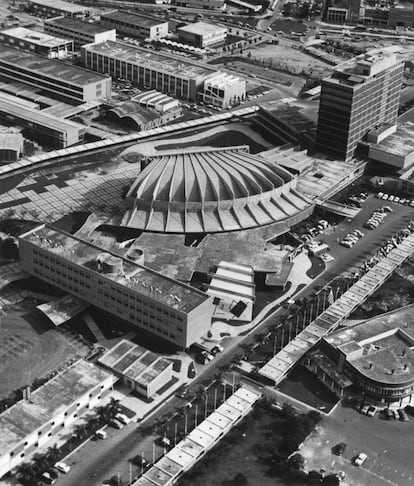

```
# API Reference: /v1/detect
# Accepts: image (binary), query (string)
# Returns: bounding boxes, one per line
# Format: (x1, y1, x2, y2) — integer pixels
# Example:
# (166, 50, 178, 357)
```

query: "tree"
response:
(45, 443, 60, 465)
(15, 462, 38, 485)
(287, 453, 304, 471)
(32, 453, 50, 475)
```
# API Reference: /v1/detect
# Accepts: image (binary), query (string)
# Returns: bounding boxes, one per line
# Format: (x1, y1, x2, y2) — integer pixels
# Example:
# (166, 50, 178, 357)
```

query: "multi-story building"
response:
(0, 44, 111, 103)
(81, 40, 213, 101)
(200, 72, 245, 108)
(99, 10, 168, 40)
(0, 360, 114, 478)
(0, 99, 85, 148)
(44, 17, 116, 50)
(177, 22, 227, 48)
(27, 0, 90, 18)
(19, 225, 214, 349)
(0, 27, 73, 59)
(316, 47, 404, 161)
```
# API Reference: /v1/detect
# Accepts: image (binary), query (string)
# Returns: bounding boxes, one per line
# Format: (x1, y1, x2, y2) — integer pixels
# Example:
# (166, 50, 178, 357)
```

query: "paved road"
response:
(54, 192, 414, 486)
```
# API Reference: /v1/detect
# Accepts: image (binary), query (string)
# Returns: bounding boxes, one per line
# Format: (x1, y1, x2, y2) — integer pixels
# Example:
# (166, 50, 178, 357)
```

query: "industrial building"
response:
(132, 90, 179, 112)
(0, 27, 73, 59)
(307, 304, 414, 405)
(0, 360, 114, 478)
(19, 225, 214, 349)
(27, 0, 90, 18)
(0, 45, 111, 103)
(44, 17, 116, 50)
(108, 102, 181, 131)
(99, 10, 168, 40)
(200, 72, 246, 108)
(0, 98, 86, 148)
(98, 340, 173, 398)
(81, 41, 213, 101)
(0, 131, 24, 162)
(316, 47, 404, 161)
(177, 22, 227, 48)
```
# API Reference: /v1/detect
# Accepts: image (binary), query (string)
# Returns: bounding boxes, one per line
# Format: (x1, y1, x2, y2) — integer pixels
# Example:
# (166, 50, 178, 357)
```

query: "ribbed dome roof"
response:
(124, 147, 311, 234)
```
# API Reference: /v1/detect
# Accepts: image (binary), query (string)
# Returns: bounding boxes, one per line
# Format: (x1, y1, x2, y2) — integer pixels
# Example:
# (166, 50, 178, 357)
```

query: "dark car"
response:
(131, 454, 149, 467)
(399, 409, 409, 422)
(332, 442, 347, 456)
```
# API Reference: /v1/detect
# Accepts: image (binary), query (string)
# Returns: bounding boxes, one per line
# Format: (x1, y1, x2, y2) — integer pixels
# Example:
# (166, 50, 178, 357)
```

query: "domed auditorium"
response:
(123, 146, 311, 233)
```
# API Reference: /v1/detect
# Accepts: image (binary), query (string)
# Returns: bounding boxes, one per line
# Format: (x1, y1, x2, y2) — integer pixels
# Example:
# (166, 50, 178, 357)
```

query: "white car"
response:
(376, 192, 384, 199)
(382, 194, 389, 200)
(388, 195, 395, 202)
(55, 462, 70, 474)
(115, 413, 130, 425)
(354, 452, 368, 467)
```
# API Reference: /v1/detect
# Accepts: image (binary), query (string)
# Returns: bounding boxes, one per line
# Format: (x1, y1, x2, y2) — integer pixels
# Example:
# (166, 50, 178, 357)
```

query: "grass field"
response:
(0, 310, 90, 399)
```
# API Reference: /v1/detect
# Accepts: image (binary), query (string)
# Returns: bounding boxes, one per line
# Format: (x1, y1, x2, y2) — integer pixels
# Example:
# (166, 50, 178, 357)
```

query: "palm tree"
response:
(45, 443, 60, 466)
(15, 462, 37, 485)
(32, 453, 49, 475)
(73, 423, 88, 440)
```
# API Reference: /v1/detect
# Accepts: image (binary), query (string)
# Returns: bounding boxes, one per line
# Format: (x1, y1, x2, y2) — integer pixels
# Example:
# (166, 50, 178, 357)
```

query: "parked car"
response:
(385, 408, 394, 420)
(354, 452, 368, 466)
(115, 413, 130, 425)
(367, 405, 377, 417)
(109, 419, 124, 430)
(95, 428, 107, 439)
(131, 454, 149, 467)
(55, 462, 70, 474)
(360, 404, 370, 415)
(41, 472, 56, 485)
(377, 192, 384, 199)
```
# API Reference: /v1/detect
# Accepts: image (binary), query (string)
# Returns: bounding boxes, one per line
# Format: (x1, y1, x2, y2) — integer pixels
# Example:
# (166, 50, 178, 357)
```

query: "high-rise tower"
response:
(316, 48, 404, 161)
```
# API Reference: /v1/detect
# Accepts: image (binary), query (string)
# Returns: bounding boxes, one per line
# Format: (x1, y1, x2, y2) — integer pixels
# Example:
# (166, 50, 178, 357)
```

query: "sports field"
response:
(0, 310, 90, 399)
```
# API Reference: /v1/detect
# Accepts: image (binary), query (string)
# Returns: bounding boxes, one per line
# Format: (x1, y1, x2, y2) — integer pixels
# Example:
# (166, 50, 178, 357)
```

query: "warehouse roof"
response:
(0, 361, 112, 455)
(178, 21, 227, 36)
(28, 0, 89, 14)
(101, 10, 168, 28)
(46, 16, 115, 34)
(0, 44, 109, 86)
(82, 41, 213, 79)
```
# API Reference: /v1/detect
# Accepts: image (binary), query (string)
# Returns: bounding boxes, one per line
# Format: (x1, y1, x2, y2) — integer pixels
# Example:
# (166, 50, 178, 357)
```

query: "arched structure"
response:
(124, 146, 312, 233)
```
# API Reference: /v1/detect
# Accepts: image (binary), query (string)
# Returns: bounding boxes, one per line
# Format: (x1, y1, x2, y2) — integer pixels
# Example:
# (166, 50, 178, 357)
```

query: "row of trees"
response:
(15, 398, 121, 485)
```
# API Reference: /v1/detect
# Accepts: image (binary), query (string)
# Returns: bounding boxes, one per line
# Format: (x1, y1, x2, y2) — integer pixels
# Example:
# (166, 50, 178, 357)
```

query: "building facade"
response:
(316, 48, 404, 161)
(178, 22, 227, 48)
(0, 132, 24, 162)
(0, 99, 85, 148)
(0, 360, 114, 478)
(0, 27, 73, 59)
(174, 0, 226, 9)
(99, 10, 168, 40)
(44, 17, 116, 50)
(81, 41, 212, 101)
(0, 45, 111, 103)
(200, 72, 246, 108)
(19, 225, 214, 349)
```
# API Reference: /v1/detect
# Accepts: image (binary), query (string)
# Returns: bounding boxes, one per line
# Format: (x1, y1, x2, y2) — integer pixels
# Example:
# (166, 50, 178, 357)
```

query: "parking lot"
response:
(301, 401, 414, 485)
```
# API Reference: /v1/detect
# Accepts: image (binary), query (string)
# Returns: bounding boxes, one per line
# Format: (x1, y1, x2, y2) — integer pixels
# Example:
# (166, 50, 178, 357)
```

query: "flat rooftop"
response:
(0, 360, 111, 455)
(178, 21, 226, 36)
(0, 98, 85, 133)
(101, 10, 168, 28)
(46, 16, 116, 34)
(324, 304, 414, 385)
(23, 225, 209, 313)
(98, 339, 172, 387)
(28, 0, 89, 14)
(0, 45, 109, 86)
(83, 41, 213, 79)
(367, 122, 414, 157)
(1, 27, 71, 48)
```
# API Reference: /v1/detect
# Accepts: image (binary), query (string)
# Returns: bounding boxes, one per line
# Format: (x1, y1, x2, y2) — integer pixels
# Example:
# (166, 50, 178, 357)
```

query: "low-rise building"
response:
(27, 0, 90, 18)
(0, 45, 111, 103)
(108, 101, 181, 130)
(99, 10, 168, 40)
(44, 17, 116, 50)
(81, 40, 213, 101)
(132, 90, 179, 113)
(178, 22, 227, 48)
(19, 225, 214, 349)
(0, 27, 73, 59)
(98, 340, 173, 398)
(200, 72, 245, 108)
(0, 98, 86, 147)
(174, 0, 225, 9)
(0, 131, 24, 162)
(307, 304, 414, 405)
(0, 360, 115, 478)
